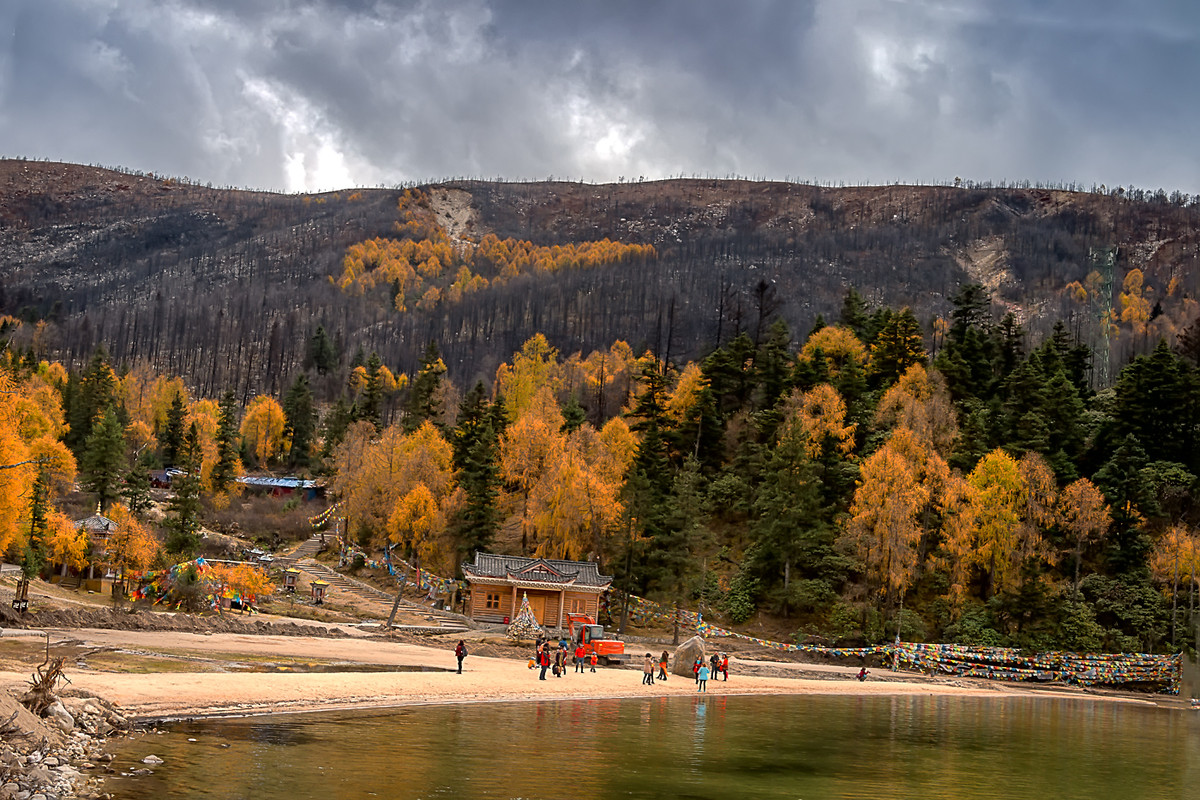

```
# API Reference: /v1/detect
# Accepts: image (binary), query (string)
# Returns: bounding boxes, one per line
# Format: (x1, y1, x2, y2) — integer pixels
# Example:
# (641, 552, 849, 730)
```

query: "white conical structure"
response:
(506, 591, 545, 641)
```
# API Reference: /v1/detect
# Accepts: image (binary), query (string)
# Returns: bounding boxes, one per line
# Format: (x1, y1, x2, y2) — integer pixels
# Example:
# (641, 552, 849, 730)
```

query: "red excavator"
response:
(567, 613, 629, 665)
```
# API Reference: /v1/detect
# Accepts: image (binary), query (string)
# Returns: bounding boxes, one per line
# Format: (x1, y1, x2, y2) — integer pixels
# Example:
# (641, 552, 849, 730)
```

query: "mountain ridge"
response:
(3, 159, 1199, 400)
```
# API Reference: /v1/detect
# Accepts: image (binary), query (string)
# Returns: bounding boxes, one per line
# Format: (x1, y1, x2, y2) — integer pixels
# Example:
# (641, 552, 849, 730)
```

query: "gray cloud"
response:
(1, 0, 1196, 192)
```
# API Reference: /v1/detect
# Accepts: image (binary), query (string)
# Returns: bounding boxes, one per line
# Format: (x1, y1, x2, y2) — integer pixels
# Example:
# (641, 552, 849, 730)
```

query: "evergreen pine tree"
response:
(560, 396, 586, 434)
(305, 325, 338, 375)
(282, 375, 317, 469)
(122, 451, 154, 516)
(358, 352, 385, 429)
(211, 390, 241, 492)
(159, 390, 187, 467)
(164, 423, 203, 554)
(755, 319, 793, 411)
(320, 396, 354, 461)
(870, 308, 926, 387)
(404, 341, 445, 431)
(839, 287, 871, 340)
(82, 405, 126, 512)
(66, 346, 117, 455)
(22, 467, 50, 578)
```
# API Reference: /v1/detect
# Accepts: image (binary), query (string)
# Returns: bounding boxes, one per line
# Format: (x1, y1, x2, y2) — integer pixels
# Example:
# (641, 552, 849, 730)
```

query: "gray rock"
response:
(141, 755, 163, 765)
(671, 635, 707, 678)
(44, 702, 74, 734)
(23, 768, 52, 788)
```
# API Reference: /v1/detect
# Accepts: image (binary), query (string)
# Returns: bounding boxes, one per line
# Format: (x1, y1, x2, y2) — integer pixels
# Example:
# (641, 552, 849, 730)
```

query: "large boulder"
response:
(671, 635, 706, 678)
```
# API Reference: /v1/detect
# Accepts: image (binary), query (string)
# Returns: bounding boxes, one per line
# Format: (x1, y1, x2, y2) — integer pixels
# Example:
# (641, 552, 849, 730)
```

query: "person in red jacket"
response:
(538, 644, 551, 680)
(574, 643, 587, 673)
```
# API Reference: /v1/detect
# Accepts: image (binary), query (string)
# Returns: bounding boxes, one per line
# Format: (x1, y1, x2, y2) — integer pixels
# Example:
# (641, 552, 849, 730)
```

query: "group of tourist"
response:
(532, 636, 597, 679)
(641, 651, 730, 692)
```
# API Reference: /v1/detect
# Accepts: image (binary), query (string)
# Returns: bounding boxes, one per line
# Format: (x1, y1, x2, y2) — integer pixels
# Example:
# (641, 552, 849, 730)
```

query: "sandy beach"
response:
(0, 626, 1153, 721)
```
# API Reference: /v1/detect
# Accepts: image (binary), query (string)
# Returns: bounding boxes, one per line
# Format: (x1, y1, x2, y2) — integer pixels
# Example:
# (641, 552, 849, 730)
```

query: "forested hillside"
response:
(4, 160, 1200, 401)
(4, 160, 1200, 656)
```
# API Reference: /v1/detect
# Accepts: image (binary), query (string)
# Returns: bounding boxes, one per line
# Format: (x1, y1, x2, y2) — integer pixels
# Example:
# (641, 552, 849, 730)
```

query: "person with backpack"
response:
(455, 640, 468, 674)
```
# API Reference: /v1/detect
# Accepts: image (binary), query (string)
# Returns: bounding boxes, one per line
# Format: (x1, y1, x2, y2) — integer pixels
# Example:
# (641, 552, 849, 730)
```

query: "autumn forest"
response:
(3, 163, 1200, 654)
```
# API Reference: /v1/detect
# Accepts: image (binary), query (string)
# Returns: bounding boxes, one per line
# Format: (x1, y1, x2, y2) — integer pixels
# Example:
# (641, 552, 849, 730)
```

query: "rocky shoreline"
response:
(1, 692, 134, 800)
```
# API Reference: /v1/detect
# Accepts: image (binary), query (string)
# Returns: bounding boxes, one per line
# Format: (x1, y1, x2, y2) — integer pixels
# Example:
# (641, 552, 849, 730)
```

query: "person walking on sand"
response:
(658, 650, 669, 681)
(709, 652, 720, 679)
(693, 657, 702, 684)
(643, 653, 655, 685)
(455, 640, 468, 674)
(575, 643, 587, 673)
(538, 644, 551, 680)
(720, 653, 729, 681)
(589, 651, 598, 672)
(698, 663, 710, 692)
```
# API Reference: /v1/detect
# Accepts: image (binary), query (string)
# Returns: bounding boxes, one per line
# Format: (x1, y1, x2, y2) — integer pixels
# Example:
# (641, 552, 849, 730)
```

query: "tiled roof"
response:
(462, 552, 613, 589)
(75, 514, 117, 535)
(237, 476, 319, 489)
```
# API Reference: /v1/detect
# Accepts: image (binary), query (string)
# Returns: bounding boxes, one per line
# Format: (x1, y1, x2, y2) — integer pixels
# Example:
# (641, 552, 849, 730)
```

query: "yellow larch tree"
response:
(240, 395, 287, 466)
(387, 484, 446, 569)
(779, 384, 855, 458)
(1150, 525, 1199, 645)
(665, 362, 707, 425)
(941, 448, 1055, 607)
(496, 334, 560, 422)
(528, 426, 625, 561)
(798, 325, 869, 379)
(44, 510, 90, 576)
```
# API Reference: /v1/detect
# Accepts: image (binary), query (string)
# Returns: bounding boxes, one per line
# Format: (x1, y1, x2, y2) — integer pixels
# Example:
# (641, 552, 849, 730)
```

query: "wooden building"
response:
(462, 553, 613, 630)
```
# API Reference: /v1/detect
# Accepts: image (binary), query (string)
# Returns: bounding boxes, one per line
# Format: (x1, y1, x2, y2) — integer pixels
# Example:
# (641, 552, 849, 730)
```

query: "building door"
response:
(528, 594, 547, 624)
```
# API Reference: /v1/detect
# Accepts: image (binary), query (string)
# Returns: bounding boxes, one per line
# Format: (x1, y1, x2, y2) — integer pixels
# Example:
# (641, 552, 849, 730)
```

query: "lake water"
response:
(105, 694, 1198, 800)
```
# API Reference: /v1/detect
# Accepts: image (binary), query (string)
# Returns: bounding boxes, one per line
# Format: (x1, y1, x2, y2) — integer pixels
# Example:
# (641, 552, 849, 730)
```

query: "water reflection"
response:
(107, 695, 1195, 800)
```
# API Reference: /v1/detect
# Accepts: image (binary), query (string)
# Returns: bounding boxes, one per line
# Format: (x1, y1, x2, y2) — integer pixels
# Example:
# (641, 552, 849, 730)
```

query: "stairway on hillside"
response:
(294, 560, 469, 632)
(276, 534, 326, 564)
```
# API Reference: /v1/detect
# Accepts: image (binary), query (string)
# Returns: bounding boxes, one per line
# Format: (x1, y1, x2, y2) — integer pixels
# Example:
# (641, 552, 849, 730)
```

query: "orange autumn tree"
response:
(0, 369, 77, 561)
(842, 441, 929, 603)
(528, 424, 626, 561)
(875, 363, 958, 456)
(332, 420, 457, 569)
(103, 503, 162, 583)
(208, 563, 275, 604)
(496, 334, 560, 422)
(1059, 478, 1110, 594)
(500, 386, 567, 551)
(387, 484, 446, 569)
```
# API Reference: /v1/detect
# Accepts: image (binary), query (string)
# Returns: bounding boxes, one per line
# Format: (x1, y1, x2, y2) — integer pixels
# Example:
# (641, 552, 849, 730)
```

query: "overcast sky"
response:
(2, 0, 1197, 193)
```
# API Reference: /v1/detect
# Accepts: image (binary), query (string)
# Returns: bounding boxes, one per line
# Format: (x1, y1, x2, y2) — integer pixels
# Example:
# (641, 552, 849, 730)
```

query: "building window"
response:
(570, 598, 586, 613)
(485, 592, 501, 610)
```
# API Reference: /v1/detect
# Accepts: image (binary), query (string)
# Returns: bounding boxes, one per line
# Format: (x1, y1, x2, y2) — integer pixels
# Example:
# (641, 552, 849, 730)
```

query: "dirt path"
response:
(0, 627, 1150, 721)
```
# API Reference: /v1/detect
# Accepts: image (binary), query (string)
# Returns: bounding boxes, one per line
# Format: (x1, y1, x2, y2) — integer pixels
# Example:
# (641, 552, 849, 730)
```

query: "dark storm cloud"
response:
(1, 0, 1196, 192)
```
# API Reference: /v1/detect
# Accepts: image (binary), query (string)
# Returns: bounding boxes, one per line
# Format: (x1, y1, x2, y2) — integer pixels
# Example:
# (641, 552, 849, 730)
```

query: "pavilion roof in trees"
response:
(462, 553, 613, 593)
(74, 513, 117, 538)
